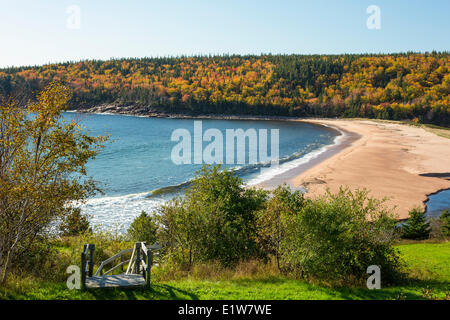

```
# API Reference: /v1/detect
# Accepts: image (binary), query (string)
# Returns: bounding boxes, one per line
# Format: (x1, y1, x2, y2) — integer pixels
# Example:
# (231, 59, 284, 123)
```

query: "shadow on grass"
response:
(219, 276, 450, 300)
(5, 273, 447, 300)
(86, 284, 199, 300)
(331, 278, 450, 300)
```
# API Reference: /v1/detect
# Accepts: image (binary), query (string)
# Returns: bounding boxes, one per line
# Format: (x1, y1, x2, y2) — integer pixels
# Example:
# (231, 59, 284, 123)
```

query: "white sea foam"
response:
(245, 125, 345, 186)
(67, 110, 149, 118)
(80, 191, 165, 231)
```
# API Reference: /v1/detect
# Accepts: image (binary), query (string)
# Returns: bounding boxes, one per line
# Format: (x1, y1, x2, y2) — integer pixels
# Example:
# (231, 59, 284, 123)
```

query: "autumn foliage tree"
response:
(0, 82, 107, 283)
(1, 53, 448, 125)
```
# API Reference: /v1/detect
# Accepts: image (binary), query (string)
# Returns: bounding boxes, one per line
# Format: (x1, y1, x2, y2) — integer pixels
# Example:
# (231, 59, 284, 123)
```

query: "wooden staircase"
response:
(81, 242, 161, 289)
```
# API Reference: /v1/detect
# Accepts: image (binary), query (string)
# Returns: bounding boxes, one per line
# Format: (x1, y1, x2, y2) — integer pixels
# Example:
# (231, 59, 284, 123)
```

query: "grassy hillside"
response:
(1, 242, 448, 300)
(0, 53, 449, 125)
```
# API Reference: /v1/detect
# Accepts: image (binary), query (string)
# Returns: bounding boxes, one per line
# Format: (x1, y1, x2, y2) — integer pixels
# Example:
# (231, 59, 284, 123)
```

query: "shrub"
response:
(59, 208, 91, 237)
(158, 168, 404, 286)
(127, 211, 158, 244)
(281, 187, 403, 285)
(255, 184, 305, 271)
(429, 218, 445, 240)
(439, 209, 450, 237)
(13, 237, 71, 282)
(401, 207, 431, 240)
(157, 165, 267, 268)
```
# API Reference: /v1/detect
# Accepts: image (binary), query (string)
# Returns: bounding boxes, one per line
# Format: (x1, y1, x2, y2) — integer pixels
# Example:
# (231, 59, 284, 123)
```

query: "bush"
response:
(127, 211, 158, 244)
(256, 184, 305, 271)
(59, 208, 91, 237)
(401, 207, 431, 240)
(429, 218, 445, 240)
(280, 187, 403, 285)
(157, 167, 404, 286)
(439, 210, 450, 237)
(11, 228, 132, 283)
(157, 165, 267, 268)
(13, 237, 71, 282)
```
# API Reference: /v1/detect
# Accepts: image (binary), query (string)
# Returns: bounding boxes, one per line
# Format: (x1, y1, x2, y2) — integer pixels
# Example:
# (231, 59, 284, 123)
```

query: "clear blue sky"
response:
(0, 0, 449, 67)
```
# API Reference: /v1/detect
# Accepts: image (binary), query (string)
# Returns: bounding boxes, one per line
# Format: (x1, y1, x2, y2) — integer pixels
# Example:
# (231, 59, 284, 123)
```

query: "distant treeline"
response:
(0, 53, 449, 125)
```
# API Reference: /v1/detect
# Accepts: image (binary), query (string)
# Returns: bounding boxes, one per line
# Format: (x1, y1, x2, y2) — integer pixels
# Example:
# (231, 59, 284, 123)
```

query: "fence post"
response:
(81, 244, 87, 289)
(146, 251, 153, 287)
(88, 244, 95, 277)
(134, 243, 141, 274)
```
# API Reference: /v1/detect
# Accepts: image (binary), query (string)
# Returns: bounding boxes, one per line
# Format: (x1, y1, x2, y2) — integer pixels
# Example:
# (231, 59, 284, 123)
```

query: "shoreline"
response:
(289, 119, 450, 220)
(257, 124, 361, 190)
(70, 109, 450, 220)
(70, 107, 328, 122)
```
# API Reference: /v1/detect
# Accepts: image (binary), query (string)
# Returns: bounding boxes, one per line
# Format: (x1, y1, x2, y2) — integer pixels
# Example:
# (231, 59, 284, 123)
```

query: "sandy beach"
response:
(274, 119, 450, 220)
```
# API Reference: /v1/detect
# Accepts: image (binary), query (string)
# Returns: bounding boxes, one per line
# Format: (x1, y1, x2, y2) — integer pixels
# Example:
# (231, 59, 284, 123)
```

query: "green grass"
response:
(1, 242, 449, 300)
(396, 242, 450, 282)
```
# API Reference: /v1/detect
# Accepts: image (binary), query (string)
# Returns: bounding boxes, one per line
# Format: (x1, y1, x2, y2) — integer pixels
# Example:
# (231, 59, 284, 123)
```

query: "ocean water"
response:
(64, 112, 339, 229)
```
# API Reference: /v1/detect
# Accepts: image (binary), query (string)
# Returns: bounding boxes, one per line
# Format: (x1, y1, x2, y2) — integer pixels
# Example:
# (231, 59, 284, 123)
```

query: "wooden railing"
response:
(80, 244, 95, 288)
(81, 242, 161, 288)
(94, 248, 133, 276)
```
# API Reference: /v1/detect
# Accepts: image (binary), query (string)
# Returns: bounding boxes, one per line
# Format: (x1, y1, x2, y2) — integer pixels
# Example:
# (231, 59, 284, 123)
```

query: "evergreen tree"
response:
(127, 211, 158, 245)
(401, 207, 431, 240)
(59, 208, 91, 236)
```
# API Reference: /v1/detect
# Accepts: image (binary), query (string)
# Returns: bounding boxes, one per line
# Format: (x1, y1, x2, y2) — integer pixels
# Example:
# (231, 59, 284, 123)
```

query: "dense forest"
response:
(0, 53, 449, 125)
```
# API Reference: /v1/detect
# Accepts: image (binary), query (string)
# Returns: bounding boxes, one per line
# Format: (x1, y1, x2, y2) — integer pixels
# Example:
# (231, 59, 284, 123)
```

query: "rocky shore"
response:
(73, 104, 308, 121)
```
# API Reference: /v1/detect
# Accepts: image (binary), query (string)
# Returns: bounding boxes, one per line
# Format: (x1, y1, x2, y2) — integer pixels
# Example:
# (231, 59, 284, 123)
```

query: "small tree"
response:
(157, 165, 267, 268)
(127, 211, 158, 245)
(0, 82, 107, 283)
(59, 208, 91, 236)
(401, 207, 431, 240)
(440, 209, 450, 237)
